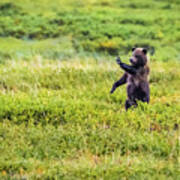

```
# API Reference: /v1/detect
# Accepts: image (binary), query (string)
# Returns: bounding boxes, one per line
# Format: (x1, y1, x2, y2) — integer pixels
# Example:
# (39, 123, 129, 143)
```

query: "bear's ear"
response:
(142, 48, 147, 54)
(132, 47, 136, 52)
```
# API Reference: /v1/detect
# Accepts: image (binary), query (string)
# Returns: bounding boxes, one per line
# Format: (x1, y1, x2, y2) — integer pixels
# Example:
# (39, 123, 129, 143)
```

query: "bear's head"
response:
(130, 48, 148, 67)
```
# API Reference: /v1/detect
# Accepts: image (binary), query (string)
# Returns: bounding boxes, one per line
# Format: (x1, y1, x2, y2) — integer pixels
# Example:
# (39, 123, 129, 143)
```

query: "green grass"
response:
(0, 0, 180, 179)
(0, 0, 179, 60)
(0, 59, 179, 179)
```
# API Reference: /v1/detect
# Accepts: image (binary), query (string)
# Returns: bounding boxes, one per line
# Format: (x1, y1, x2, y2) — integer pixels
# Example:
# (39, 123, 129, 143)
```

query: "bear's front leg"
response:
(116, 57, 137, 75)
(110, 73, 127, 94)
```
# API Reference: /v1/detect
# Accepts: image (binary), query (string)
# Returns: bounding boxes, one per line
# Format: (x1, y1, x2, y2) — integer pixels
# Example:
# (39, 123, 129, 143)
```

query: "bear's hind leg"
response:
(125, 99, 137, 111)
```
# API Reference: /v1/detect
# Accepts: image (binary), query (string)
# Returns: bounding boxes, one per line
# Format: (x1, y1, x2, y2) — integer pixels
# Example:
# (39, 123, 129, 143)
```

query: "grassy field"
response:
(0, 0, 180, 179)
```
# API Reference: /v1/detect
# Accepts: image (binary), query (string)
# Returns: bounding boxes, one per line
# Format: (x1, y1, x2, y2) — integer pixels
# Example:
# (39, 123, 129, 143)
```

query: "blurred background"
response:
(0, 0, 179, 62)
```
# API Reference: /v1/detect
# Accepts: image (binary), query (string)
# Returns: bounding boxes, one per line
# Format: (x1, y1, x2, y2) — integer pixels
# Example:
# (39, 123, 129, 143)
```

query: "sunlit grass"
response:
(0, 58, 179, 178)
(0, 0, 179, 179)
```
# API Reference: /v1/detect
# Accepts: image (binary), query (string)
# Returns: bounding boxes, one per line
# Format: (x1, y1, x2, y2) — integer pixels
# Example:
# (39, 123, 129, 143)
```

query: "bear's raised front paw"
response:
(116, 57, 121, 65)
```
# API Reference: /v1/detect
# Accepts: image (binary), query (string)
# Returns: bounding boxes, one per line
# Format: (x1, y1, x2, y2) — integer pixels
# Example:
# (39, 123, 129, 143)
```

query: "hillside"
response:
(0, 0, 179, 179)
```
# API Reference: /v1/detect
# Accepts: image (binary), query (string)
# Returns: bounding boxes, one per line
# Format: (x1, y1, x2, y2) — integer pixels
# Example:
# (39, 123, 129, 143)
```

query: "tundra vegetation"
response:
(0, 0, 179, 179)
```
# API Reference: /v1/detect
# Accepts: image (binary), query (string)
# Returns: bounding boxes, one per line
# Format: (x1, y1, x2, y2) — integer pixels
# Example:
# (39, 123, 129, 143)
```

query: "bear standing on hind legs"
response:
(110, 47, 150, 110)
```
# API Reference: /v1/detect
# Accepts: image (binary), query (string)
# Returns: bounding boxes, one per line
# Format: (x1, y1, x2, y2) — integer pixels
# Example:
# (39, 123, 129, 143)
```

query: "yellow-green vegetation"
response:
(0, 0, 180, 61)
(0, 0, 180, 179)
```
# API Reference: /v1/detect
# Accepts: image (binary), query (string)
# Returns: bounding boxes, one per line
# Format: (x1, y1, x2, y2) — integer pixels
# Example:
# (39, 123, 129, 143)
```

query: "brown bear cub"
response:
(110, 47, 150, 110)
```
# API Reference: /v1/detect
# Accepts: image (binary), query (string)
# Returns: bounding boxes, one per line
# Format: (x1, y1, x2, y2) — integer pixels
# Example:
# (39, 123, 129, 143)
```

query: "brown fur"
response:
(110, 47, 150, 110)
